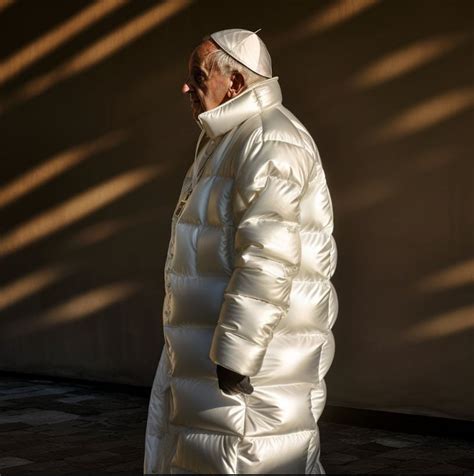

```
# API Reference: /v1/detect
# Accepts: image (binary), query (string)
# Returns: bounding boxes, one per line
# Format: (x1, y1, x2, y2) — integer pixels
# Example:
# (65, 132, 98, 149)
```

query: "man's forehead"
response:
(188, 40, 217, 69)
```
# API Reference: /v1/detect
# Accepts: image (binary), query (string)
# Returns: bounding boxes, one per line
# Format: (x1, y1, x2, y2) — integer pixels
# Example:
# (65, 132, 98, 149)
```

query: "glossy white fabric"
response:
(210, 28, 272, 78)
(144, 76, 338, 474)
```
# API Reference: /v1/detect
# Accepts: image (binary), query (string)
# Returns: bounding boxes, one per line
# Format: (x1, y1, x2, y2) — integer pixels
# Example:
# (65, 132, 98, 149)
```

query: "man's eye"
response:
(195, 73, 205, 83)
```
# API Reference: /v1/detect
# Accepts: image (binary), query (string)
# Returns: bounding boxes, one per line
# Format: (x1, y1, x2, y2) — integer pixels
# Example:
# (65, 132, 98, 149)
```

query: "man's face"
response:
(182, 40, 231, 120)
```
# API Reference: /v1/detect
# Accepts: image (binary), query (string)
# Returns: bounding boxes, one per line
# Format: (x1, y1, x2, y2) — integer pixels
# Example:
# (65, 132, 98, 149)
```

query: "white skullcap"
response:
(210, 28, 272, 79)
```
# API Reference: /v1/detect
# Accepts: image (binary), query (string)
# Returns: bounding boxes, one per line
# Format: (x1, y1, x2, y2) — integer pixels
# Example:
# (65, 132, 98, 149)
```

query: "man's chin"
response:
(191, 108, 204, 121)
(190, 101, 204, 119)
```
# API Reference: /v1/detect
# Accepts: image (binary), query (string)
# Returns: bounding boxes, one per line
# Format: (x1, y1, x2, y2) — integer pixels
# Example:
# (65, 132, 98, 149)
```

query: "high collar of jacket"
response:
(196, 76, 282, 140)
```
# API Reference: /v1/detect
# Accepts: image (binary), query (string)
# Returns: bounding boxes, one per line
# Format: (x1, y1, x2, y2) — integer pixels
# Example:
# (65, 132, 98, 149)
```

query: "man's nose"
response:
(182, 82, 191, 94)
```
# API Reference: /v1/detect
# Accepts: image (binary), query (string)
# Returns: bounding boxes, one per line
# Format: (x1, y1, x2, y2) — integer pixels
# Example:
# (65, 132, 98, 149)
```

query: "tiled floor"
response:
(0, 375, 472, 474)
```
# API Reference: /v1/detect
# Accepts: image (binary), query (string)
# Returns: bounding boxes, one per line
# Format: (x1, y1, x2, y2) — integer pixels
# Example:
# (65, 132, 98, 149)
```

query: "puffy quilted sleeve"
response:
(209, 138, 314, 377)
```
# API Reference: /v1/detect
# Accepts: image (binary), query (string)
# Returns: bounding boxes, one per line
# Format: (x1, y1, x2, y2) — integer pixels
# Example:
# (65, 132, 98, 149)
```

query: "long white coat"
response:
(144, 76, 338, 474)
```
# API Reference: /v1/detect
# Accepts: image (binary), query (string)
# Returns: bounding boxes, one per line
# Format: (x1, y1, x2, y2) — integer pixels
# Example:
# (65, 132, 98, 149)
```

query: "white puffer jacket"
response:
(144, 76, 338, 474)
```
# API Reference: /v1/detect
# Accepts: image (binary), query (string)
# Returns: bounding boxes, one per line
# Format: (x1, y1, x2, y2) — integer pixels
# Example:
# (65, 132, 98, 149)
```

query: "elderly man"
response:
(144, 29, 338, 474)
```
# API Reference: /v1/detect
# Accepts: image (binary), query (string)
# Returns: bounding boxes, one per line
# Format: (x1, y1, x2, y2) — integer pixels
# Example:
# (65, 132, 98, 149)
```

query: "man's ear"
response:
(227, 72, 245, 98)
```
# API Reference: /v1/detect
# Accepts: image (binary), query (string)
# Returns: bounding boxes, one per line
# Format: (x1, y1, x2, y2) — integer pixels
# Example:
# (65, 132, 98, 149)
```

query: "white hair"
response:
(201, 35, 266, 87)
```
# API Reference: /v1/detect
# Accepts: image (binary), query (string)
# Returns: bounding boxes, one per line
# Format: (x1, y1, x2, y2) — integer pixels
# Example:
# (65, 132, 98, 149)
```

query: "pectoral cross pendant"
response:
(174, 187, 193, 218)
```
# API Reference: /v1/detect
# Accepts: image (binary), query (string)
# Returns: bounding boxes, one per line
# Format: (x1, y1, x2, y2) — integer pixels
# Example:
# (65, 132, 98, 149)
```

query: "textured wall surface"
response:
(0, 0, 472, 421)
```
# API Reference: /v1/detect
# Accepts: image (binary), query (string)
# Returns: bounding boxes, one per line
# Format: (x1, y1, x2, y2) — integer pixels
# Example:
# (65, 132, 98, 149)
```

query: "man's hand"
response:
(216, 364, 254, 395)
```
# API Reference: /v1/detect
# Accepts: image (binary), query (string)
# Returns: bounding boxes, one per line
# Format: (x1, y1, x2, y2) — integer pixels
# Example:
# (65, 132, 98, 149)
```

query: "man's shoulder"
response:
(238, 104, 317, 159)
(229, 105, 318, 188)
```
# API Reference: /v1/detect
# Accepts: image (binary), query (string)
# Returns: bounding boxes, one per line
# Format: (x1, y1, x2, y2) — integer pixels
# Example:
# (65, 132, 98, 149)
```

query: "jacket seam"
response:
(217, 321, 279, 350)
(291, 277, 332, 283)
(276, 107, 316, 156)
(273, 329, 332, 337)
(237, 393, 249, 474)
(169, 421, 241, 438)
(261, 137, 312, 154)
(223, 290, 282, 309)
(168, 422, 316, 439)
(232, 254, 298, 275)
(248, 428, 317, 438)
(257, 173, 304, 190)
(238, 215, 299, 227)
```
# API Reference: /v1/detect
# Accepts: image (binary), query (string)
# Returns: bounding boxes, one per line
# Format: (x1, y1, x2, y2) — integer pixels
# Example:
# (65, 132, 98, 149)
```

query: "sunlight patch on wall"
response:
(417, 259, 474, 292)
(337, 178, 393, 213)
(407, 144, 458, 173)
(404, 305, 474, 341)
(70, 218, 130, 247)
(0, 0, 14, 14)
(0, 263, 72, 312)
(0, 165, 163, 257)
(0, 0, 191, 113)
(69, 209, 159, 248)
(368, 87, 474, 144)
(281, 0, 378, 44)
(3, 282, 141, 338)
(0, 129, 127, 209)
(350, 32, 468, 90)
(337, 144, 462, 214)
(0, 0, 126, 85)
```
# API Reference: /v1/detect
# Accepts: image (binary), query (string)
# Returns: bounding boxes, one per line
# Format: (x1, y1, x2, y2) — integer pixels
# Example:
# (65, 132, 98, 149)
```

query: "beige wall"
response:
(0, 0, 472, 421)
